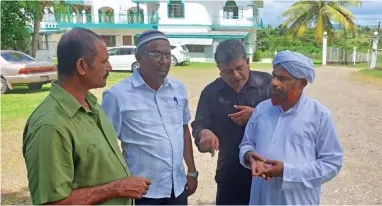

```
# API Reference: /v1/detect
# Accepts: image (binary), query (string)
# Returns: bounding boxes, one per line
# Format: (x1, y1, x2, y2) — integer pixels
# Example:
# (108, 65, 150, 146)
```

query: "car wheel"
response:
(131, 62, 140, 72)
(28, 83, 43, 90)
(1, 78, 9, 94)
(171, 55, 178, 66)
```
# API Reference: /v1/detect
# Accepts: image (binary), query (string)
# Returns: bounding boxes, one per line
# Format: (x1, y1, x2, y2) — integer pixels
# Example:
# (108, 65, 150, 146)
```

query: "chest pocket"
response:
(286, 130, 316, 162)
(166, 98, 183, 124)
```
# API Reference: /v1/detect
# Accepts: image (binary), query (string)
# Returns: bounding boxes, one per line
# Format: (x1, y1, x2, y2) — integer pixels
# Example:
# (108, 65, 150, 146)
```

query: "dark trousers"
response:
(135, 187, 188, 205)
(216, 182, 251, 205)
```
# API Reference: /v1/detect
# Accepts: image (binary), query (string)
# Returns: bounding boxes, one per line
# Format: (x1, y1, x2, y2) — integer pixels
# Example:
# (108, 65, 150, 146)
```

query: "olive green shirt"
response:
(22, 83, 133, 205)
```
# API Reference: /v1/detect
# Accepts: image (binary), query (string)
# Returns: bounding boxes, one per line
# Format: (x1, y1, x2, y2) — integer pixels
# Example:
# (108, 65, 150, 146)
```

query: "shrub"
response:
(252, 51, 262, 62)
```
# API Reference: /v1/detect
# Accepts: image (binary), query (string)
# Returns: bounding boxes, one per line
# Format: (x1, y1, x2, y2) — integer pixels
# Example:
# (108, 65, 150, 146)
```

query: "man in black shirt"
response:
(191, 39, 273, 205)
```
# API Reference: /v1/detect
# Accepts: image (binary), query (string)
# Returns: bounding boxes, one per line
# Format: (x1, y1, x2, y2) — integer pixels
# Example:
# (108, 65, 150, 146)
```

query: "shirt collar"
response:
(248, 70, 265, 88)
(132, 69, 173, 88)
(49, 83, 98, 118)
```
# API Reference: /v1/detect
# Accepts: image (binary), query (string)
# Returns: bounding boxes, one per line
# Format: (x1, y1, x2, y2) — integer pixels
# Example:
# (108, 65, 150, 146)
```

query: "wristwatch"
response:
(187, 171, 199, 178)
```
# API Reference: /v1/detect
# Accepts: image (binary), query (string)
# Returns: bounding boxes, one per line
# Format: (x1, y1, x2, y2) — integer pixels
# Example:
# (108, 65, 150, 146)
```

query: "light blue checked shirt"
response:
(101, 71, 191, 199)
(239, 93, 343, 205)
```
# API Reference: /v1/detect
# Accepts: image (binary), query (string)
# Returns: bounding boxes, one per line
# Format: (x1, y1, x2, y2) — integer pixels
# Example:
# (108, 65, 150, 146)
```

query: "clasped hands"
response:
(245, 151, 284, 181)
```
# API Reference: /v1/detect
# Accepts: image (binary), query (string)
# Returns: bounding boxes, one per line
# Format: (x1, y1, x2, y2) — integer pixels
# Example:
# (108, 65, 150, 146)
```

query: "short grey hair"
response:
(214, 39, 247, 65)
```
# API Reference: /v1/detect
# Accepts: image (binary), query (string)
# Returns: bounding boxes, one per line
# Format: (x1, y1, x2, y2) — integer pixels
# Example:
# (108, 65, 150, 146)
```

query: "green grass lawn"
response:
(1, 62, 272, 132)
(1, 71, 132, 132)
(359, 68, 382, 79)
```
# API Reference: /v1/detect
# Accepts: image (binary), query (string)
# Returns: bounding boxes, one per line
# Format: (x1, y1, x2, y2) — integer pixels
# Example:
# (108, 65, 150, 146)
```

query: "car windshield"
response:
(108, 48, 119, 55)
(1, 51, 35, 62)
(181, 45, 189, 52)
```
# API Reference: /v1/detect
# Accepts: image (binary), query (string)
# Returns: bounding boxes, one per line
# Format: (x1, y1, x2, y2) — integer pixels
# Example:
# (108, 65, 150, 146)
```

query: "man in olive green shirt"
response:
(22, 28, 151, 205)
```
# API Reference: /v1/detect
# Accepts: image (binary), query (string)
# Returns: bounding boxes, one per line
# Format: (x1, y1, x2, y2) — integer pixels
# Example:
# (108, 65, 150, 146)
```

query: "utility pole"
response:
(378, 21, 381, 34)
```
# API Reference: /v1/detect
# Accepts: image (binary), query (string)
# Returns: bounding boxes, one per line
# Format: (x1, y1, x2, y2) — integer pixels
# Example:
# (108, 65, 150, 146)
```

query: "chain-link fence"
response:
(327, 47, 368, 64)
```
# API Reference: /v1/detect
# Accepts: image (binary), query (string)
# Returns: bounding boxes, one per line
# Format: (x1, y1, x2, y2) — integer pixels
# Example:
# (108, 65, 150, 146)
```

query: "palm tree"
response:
(281, 0, 361, 43)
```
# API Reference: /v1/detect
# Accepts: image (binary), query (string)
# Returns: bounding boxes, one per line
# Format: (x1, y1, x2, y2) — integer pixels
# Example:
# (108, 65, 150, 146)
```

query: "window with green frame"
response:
(168, 0, 184, 18)
(223, 0, 242, 19)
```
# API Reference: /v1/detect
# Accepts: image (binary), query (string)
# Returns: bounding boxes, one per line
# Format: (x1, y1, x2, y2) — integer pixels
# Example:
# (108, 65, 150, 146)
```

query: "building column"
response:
(245, 28, 257, 61)
(46, 34, 54, 62)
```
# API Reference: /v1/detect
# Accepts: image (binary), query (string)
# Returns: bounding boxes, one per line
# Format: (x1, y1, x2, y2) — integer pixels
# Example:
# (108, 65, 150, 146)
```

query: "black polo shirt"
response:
(191, 70, 273, 185)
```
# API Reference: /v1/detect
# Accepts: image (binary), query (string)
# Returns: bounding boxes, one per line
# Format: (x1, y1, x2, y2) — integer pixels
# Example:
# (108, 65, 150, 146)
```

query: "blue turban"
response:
(136, 30, 169, 50)
(273, 50, 316, 83)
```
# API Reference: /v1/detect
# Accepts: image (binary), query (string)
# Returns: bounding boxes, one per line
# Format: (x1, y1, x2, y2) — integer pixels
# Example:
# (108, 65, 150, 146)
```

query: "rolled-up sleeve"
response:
(239, 110, 258, 169)
(23, 124, 73, 205)
(281, 114, 343, 191)
(191, 88, 213, 148)
(101, 89, 123, 139)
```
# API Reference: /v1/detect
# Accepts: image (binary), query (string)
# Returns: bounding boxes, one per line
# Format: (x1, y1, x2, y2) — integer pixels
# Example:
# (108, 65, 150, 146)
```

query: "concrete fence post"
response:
(322, 31, 327, 65)
(370, 31, 379, 69)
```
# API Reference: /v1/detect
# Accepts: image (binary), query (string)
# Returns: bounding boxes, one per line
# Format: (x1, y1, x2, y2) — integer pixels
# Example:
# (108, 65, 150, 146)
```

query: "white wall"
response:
(158, 1, 256, 28)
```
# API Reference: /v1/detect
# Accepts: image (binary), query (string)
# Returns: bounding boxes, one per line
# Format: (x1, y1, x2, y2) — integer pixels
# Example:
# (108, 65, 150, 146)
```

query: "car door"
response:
(108, 48, 122, 70)
(118, 47, 136, 71)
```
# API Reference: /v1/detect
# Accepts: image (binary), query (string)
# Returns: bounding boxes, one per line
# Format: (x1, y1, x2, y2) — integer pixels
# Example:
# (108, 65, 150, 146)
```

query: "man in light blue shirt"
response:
(239, 50, 343, 205)
(101, 30, 198, 205)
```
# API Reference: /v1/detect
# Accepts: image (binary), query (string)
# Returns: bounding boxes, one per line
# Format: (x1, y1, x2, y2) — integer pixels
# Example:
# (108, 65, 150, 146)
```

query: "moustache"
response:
(272, 87, 284, 96)
(104, 72, 109, 78)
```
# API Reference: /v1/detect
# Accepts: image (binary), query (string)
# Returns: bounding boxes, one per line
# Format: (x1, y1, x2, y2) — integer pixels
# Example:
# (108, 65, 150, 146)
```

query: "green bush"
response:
(252, 51, 262, 62)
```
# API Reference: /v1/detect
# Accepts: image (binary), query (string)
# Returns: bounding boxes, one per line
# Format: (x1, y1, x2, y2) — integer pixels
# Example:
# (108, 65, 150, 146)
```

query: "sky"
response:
(259, 0, 382, 28)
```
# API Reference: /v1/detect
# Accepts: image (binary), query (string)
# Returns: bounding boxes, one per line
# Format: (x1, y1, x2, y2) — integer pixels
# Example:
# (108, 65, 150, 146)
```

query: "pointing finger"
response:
(228, 110, 244, 118)
(233, 105, 248, 110)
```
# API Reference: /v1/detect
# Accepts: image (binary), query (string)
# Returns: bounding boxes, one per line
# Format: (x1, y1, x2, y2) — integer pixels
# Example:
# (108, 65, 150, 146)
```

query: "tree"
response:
(281, 0, 361, 44)
(0, 1, 33, 52)
(22, 1, 53, 58)
(25, 1, 88, 57)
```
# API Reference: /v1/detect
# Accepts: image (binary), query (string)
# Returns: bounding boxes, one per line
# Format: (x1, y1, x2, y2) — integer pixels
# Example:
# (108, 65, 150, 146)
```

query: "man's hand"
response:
(228, 105, 254, 126)
(185, 176, 198, 197)
(244, 151, 270, 181)
(114, 176, 152, 199)
(263, 159, 284, 177)
(199, 129, 219, 157)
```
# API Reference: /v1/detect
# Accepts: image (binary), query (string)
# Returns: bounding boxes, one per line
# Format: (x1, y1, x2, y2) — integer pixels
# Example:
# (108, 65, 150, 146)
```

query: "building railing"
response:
(53, 13, 159, 24)
(46, 13, 262, 28)
(211, 15, 263, 28)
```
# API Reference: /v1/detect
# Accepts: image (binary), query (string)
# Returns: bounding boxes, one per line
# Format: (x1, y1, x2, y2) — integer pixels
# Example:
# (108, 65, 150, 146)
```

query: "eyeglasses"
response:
(147, 52, 172, 61)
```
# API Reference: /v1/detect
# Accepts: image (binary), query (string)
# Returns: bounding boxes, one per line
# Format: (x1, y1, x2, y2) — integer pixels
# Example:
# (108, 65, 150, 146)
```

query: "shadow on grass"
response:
(1, 187, 32, 205)
(6, 87, 51, 95)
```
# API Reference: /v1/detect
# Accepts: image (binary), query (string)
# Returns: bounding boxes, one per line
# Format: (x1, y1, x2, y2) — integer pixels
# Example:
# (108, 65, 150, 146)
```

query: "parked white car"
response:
(170, 44, 190, 66)
(107, 44, 190, 72)
(107, 46, 139, 72)
(0, 50, 57, 94)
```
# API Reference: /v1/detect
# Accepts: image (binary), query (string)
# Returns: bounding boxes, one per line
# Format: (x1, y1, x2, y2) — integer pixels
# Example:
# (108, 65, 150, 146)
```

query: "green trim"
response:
(159, 24, 209, 27)
(247, 4, 255, 7)
(132, 0, 158, 2)
(158, 24, 262, 29)
(136, 33, 248, 39)
(58, 23, 157, 29)
(65, 0, 84, 4)
(211, 25, 262, 29)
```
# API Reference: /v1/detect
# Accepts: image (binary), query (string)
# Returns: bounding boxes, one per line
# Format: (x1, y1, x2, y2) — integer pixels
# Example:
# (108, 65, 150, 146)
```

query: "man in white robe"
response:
(239, 50, 343, 205)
